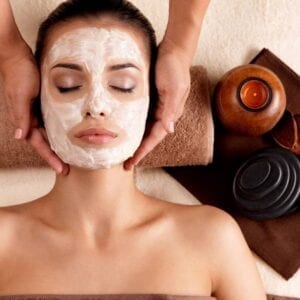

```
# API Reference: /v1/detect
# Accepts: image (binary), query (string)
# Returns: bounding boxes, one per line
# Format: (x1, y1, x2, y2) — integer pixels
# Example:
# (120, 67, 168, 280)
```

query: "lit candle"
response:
(240, 79, 270, 110)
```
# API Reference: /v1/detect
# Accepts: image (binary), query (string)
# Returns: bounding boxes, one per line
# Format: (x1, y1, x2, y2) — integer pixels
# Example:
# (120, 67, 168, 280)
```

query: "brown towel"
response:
(166, 48, 300, 280)
(251, 48, 300, 115)
(267, 296, 300, 300)
(0, 293, 296, 300)
(0, 66, 213, 168)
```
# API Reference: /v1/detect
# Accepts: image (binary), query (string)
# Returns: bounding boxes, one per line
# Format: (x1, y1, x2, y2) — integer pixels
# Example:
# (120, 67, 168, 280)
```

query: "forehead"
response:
(43, 18, 149, 67)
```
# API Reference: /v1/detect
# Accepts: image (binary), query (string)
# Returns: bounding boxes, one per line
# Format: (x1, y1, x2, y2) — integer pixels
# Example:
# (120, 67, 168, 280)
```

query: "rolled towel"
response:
(0, 65, 214, 168)
(232, 147, 300, 220)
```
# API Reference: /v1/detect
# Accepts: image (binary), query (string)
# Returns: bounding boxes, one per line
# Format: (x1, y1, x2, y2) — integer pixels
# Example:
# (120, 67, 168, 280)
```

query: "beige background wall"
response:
(10, 0, 300, 83)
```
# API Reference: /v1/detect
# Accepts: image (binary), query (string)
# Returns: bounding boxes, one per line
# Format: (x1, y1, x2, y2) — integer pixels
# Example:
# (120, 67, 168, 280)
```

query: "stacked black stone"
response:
(232, 147, 300, 220)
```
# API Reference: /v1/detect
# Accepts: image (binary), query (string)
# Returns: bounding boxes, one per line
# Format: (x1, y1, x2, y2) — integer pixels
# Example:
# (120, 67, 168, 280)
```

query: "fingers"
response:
(1, 48, 69, 175)
(155, 96, 175, 134)
(12, 76, 39, 140)
(1, 51, 40, 140)
(155, 68, 191, 135)
(124, 121, 168, 170)
(123, 54, 191, 170)
(4, 87, 36, 140)
(156, 83, 189, 134)
(11, 94, 34, 140)
(125, 87, 187, 170)
(27, 127, 70, 175)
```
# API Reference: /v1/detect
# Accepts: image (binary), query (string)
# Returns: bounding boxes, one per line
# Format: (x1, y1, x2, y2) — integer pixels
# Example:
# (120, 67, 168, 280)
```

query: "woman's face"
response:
(40, 18, 150, 169)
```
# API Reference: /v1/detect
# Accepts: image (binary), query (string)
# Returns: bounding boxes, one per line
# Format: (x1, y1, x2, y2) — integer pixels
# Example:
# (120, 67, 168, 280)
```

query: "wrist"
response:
(162, 20, 201, 65)
(163, 0, 209, 65)
(0, 37, 32, 66)
(159, 37, 193, 67)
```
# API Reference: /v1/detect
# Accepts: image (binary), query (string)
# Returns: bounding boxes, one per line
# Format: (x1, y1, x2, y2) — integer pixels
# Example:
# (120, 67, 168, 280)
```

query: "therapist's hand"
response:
(124, 41, 191, 170)
(0, 43, 69, 175)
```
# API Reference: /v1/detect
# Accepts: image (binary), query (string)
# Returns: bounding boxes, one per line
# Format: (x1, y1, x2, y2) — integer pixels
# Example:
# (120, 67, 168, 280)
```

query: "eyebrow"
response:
(108, 63, 140, 71)
(51, 63, 83, 71)
(51, 62, 140, 72)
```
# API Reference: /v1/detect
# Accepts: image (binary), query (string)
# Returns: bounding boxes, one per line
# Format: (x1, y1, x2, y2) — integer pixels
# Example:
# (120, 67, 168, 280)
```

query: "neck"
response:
(43, 163, 148, 244)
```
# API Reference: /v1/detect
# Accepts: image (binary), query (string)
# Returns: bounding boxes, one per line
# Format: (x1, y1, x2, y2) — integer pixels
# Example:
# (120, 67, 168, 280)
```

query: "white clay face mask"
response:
(41, 27, 150, 169)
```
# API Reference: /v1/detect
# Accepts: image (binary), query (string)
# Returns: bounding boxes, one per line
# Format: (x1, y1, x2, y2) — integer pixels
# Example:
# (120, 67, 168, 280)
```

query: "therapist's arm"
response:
(0, 0, 39, 130)
(125, 0, 210, 170)
(163, 0, 210, 65)
(0, 0, 68, 174)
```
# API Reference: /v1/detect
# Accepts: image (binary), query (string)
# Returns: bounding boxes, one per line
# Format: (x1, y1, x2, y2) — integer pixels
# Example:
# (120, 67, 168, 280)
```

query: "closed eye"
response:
(57, 85, 82, 93)
(110, 85, 135, 93)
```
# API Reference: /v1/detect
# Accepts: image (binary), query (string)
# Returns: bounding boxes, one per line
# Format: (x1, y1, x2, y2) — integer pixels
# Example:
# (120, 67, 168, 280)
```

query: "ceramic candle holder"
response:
(214, 64, 286, 136)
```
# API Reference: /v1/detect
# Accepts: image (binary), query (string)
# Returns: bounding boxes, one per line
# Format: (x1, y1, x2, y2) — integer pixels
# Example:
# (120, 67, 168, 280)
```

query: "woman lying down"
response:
(0, 0, 266, 299)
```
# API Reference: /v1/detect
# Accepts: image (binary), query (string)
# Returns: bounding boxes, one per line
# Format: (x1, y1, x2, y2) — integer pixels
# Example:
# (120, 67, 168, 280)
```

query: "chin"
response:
(68, 159, 126, 171)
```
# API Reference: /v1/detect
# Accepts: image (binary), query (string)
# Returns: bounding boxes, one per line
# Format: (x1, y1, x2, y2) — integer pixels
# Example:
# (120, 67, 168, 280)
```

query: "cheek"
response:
(42, 92, 85, 132)
(112, 97, 150, 134)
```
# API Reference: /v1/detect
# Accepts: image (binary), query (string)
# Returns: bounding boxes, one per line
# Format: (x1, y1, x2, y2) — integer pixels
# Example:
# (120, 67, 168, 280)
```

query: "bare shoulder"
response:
(193, 204, 242, 241)
(164, 203, 266, 299)
(150, 200, 240, 256)
(189, 205, 248, 261)
(0, 205, 26, 248)
(0, 206, 22, 271)
(0, 201, 41, 251)
(163, 202, 240, 243)
(173, 203, 248, 259)
(184, 205, 266, 299)
(0, 205, 20, 236)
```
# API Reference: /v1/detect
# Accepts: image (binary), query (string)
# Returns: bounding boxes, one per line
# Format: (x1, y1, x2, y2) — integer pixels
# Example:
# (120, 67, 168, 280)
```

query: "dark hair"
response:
(33, 0, 158, 128)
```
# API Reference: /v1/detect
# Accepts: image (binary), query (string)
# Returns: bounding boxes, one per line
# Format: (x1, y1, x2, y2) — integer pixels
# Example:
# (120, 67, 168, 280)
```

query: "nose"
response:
(83, 95, 112, 119)
(85, 110, 106, 118)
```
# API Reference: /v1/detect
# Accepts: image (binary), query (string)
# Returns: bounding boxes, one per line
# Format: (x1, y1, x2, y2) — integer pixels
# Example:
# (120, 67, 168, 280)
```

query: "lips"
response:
(75, 127, 118, 145)
(76, 127, 117, 138)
